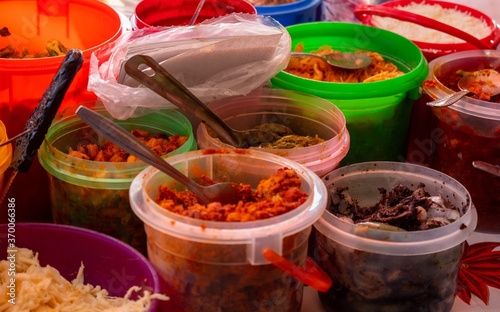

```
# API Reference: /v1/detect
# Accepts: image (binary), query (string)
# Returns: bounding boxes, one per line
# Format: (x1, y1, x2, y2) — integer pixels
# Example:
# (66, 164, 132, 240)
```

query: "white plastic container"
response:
(312, 161, 478, 312)
(196, 88, 350, 177)
(130, 148, 329, 312)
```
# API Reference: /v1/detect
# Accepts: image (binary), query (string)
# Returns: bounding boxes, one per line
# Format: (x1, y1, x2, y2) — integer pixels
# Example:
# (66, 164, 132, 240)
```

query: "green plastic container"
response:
(271, 22, 428, 164)
(38, 102, 197, 254)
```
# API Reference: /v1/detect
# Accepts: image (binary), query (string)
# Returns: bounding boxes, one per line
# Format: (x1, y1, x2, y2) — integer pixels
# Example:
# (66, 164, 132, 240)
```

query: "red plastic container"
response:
(354, 0, 500, 61)
(0, 0, 122, 223)
(131, 0, 257, 29)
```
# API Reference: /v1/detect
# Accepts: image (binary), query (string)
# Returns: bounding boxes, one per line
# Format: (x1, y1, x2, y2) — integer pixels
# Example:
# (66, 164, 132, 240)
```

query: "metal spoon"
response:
(427, 69, 500, 107)
(290, 51, 372, 70)
(76, 105, 242, 205)
(188, 0, 205, 25)
(124, 55, 278, 148)
(473, 161, 500, 178)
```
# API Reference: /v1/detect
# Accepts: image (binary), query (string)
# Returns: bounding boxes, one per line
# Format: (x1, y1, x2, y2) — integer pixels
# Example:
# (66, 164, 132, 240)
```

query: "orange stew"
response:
(156, 168, 308, 221)
(68, 129, 187, 162)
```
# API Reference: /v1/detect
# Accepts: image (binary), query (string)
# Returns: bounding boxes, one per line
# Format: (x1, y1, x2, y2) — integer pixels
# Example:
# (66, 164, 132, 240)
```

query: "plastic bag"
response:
(88, 13, 291, 119)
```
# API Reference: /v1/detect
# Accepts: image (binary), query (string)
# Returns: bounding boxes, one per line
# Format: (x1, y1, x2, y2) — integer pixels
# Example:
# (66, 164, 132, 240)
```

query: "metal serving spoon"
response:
(76, 106, 242, 205)
(290, 51, 372, 70)
(124, 55, 278, 148)
(427, 69, 500, 107)
(473, 161, 500, 178)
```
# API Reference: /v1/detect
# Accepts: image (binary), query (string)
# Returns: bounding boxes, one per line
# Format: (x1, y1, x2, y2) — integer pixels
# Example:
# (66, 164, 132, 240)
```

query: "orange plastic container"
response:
(0, 0, 122, 223)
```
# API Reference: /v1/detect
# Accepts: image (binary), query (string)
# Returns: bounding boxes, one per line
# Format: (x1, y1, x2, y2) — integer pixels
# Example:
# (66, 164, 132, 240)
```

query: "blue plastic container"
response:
(255, 0, 321, 26)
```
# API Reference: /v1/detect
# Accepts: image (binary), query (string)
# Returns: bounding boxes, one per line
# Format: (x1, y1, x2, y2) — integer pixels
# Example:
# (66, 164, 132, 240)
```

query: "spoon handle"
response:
(75, 105, 209, 200)
(473, 161, 500, 177)
(124, 55, 240, 147)
(426, 89, 470, 107)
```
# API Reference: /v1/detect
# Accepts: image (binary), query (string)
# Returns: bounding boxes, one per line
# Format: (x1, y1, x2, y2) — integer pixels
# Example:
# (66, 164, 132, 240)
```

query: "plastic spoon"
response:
(291, 51, 372, 69)
(76, 106, 242, 205)
(427, 69, 500, 107)
(124, 55, 278, 148)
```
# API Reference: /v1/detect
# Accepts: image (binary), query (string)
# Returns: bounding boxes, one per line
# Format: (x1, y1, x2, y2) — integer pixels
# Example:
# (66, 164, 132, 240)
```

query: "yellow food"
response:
(0, 248, 169, 311)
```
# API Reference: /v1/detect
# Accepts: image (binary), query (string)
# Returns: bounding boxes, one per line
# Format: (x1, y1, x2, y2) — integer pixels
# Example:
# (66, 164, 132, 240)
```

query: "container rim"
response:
(129, 148, 328, 265)
(0, 0, 123, 69)
(272, 21, 429, 99)
(37, 105, 196, 189)
(0, 222, 161, 311)
(314, 161, 478, 256)
(356, 0, 500, 53)
(255, 0, 321, 14)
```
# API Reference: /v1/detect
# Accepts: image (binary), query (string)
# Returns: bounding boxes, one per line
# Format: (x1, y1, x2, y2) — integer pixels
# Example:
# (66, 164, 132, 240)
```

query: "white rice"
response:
(371, 2, 491, 43)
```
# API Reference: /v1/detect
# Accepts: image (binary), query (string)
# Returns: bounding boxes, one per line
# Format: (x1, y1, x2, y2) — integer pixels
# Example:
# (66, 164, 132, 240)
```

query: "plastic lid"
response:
(0, 120, 12, 174)
(315, 161, 478, 256)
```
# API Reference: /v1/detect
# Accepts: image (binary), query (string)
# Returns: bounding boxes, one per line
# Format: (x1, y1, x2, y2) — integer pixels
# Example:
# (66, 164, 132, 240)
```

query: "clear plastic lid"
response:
(315, 161, 478, 256)
(129, 148, 328, 265)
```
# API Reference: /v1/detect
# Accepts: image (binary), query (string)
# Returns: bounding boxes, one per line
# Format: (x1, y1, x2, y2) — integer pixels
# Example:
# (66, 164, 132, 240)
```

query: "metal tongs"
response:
(0, 49, 83, 203)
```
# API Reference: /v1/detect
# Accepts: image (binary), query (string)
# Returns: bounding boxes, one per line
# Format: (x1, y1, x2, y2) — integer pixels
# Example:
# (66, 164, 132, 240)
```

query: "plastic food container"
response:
(252, 0, 321, 27)
(0, 0, 123, 223)
(0, 120, 12, 194)
(270, 22, 428, 165)
(196, 88, 350, 177)
(354, 0, 500, 61)
(130, 148, 329, 311)
(0, 223, 162, 311)
(131, 0, 257, 28)
(37, 103, 197, 254)
(419, 49, 500, 233)
(311, 161, 477, 312)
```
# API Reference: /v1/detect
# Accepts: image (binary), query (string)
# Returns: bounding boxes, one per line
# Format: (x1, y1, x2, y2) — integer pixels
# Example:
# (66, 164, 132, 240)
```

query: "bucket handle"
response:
(263, 249, 332, 292)
(353, 4, 492, 50)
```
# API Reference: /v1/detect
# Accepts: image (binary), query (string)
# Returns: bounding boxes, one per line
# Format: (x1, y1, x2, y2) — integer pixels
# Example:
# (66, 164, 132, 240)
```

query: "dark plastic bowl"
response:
(0, 223, 161, 310)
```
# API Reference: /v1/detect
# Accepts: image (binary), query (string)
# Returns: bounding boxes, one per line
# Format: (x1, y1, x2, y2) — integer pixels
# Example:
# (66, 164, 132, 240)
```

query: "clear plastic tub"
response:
(129, 148, 329, 311)
(311, 161, 478, 312)
(37, 102, 197, 254)
(196, 88, 350, 177)
(418, 49, 500, 233)
(0, 120, 12, 195)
